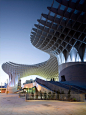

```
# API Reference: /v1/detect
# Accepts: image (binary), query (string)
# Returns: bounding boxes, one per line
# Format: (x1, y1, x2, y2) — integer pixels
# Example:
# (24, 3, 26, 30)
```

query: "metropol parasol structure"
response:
(2, 0, 86, 93)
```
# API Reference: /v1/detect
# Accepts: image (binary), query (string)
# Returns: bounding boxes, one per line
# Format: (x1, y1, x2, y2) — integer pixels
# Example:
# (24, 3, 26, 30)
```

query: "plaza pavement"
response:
(0, 93, 86, 115)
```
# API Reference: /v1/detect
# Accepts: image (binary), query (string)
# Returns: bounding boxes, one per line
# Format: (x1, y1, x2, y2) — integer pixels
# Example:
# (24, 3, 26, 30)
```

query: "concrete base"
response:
(59, 62, 86, 85)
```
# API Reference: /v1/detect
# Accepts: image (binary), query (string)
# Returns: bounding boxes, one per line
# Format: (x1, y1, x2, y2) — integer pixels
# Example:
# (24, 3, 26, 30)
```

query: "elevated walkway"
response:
(36, 78, 86, 94)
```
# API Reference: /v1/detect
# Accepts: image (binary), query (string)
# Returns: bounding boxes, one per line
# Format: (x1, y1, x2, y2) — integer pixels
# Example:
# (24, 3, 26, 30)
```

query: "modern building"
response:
(2, 0, 86, 93)
(23, 79, 35, 85)
(30, 0, 86, 88)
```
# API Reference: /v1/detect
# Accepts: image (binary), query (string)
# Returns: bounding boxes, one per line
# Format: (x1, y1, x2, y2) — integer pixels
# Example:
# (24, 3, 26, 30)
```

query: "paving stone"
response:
(0, 94, 86, 115)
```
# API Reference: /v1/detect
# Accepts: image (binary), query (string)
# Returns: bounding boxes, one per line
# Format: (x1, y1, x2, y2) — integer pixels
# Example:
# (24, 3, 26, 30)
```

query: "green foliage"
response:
(67, 89, 71, 99)
(44, 91, 47, 94)
(48, 92, 51, 99)
(73, 98, 76, 101)
(52, 92, 55, 99)
(44, 91, 47, 99)
(31, 92, 34, 94)
(48, 92, 51, 94)
(57, 89, 60, 94)
(40, 90, 42, 99)
(36, 94, 38, 99)
(61, 90, 64, 94)
(40, 90, 42, 95)
(68, 89, 71, 94)
(31, 92, 34, 98)
(53, 92, 55, 95)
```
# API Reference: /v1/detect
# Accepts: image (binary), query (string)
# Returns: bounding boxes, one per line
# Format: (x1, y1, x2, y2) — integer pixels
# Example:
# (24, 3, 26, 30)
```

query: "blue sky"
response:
(0, 0, 53, 85)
